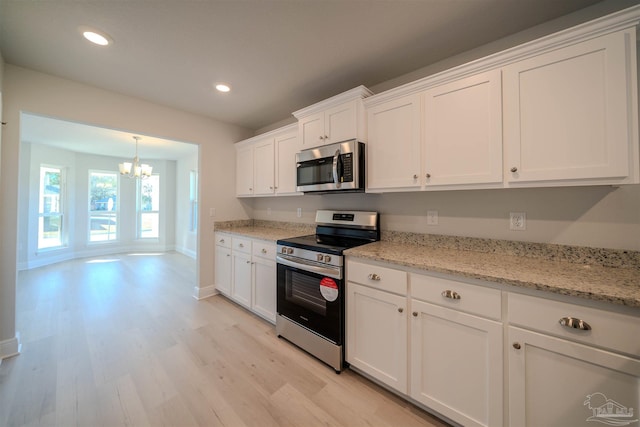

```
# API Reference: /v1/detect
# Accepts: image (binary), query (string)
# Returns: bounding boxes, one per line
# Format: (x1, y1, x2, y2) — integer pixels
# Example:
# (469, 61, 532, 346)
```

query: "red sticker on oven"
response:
(319, 277, 339, 302)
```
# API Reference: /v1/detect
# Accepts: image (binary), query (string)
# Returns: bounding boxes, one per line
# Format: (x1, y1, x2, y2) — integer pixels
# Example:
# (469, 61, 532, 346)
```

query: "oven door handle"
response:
(332, 148, 341, 188)
(276, 255, 342, 280)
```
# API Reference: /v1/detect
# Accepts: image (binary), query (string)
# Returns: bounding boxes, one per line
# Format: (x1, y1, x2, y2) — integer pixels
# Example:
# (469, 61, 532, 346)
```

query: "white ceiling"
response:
(0, 0, 631, 158)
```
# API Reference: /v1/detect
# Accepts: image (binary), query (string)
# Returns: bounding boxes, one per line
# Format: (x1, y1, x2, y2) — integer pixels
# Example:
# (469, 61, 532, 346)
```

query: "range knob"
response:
(324, 255, 331, 262)
(287, 247, 294, 255)
(316, 254, 324, 262)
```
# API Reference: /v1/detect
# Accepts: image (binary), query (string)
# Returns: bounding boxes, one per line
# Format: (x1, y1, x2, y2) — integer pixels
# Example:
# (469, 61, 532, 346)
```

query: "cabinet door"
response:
(503, 30, 633, 184)
(325, 100, 357, 144)
(347, 282, 408, 393)
(231, 251, 252, 309)
(410, 300, 503, 427)
(299, 111, 325, 148)
(214, 245, 232, 296)
(235, 145, 254, 196)
(253, 139, 275, 195)
(252, 256, 276, 323)
(275, 130, 301, 195)
(509, 326, 640, 427)
(424, 69, 503, 187)
(366, 94, 422, 190)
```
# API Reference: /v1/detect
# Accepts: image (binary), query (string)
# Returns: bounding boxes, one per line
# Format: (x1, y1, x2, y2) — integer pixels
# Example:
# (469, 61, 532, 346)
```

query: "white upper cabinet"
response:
(252, 138, 275, 196)
(235, 124, 301, 198)
(235, 144, 254, 196)
(366, 93, 422, 190)
(274, 127, 301, 195)
(423, 69, 503, 187)
(294, 86, 373, 148)
(503, 28, 638, 186)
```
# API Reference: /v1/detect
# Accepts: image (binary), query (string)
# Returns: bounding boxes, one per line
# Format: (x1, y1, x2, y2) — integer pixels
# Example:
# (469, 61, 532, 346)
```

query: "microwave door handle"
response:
(332, 148, 341, 188)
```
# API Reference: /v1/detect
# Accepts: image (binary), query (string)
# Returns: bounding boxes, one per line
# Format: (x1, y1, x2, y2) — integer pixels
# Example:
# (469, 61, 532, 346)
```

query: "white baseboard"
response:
(193, 285, 218, 300)
(0, 333, 21, 364)
(176, 246, 197, 259)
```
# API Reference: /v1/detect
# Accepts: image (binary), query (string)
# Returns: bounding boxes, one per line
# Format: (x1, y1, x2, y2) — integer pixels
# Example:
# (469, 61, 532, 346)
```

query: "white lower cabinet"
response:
(251, 241, 277, 323)
(215, 233, 277, 323)
(214, 233, 232, 296)
(409, 273, 503, 427)
(508, 293, 640, 427)
(347, 282, 408, 393)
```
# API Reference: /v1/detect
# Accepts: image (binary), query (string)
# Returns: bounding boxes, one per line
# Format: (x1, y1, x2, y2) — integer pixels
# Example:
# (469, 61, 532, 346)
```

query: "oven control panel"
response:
(277, 245, 343, 268)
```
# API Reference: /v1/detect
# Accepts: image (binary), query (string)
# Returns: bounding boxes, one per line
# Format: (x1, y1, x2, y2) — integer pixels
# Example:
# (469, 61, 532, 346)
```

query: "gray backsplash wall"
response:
(250, 185, 640, 251)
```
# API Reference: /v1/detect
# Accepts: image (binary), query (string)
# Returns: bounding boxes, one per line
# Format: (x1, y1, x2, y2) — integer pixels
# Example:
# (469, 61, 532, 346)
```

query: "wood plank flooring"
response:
(0, 252, 450, 427)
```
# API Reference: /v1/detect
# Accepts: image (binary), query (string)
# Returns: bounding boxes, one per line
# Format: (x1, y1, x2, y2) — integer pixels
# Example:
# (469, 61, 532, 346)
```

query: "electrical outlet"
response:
(427, 210, 438, 225)
(510, 212, 526, 231)
(297, 208, 302, 218)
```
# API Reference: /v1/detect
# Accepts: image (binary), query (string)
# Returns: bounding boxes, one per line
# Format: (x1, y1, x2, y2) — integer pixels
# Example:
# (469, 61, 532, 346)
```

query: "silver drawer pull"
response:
(239, 243, 244, 248)
(261, 248, 267, 254)
(441, 290, 461, 300)
(219, 239, 225, 243)
(559, 317, 592, 331)
(368, 273, 381, 281)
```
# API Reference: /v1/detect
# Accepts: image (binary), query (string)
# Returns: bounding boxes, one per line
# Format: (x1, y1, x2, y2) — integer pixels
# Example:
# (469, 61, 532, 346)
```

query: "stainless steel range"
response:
(276, 210, 380, 373)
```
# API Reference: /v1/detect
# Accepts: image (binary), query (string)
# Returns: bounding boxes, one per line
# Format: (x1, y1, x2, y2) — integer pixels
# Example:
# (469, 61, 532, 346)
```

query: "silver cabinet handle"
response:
(246, 260, 251, 264)
(425, 173, 431, 178)
(412, 312, 418, 317)
(510, 167, 518, 173)
(413, 174, 418, 179)
(239, 243, 244, 248)
(368, 273, 381, 281)
(441, 290, 461, 300)
(219, 239, 225, 243)
(559, 317, 592, 331)
(261, 248, 267, 254)
(226, 254, 230, 257)
(398, 307, 404, 313)
(513, 342, 521, 350)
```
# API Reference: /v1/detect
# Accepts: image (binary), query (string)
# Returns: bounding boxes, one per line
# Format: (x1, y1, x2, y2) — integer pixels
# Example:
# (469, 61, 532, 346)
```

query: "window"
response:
(139, 175, 160, 238)
(89, 171, 118, 242)
(38, 166, 64, 249)
(189, 170, 198, 232)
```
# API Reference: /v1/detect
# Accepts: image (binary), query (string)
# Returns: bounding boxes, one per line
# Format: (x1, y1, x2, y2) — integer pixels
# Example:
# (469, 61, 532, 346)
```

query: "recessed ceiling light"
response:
(215, 83, 231, 93)
(81, 28, 112, 46)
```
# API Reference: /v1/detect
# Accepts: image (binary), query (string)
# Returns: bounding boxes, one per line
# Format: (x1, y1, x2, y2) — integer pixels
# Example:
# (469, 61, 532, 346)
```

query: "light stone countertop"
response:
(345, 241, 640, 309)
(213, 220, 640, 309)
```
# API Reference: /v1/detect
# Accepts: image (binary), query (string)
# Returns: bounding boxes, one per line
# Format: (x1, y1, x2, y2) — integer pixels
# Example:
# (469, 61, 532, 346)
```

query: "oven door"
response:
(276, 259, 343, 344)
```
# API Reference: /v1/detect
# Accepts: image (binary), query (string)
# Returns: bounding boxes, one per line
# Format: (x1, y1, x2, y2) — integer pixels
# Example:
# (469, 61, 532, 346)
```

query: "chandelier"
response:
(119, 136, 153, 179)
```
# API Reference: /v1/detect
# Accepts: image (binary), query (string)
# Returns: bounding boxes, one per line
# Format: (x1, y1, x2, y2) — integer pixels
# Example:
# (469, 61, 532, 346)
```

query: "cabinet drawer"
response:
(232, 237, 252, 254)
(347, 259, 407, 295)
(252, 241, 276, 259)
(410, 273, 502, 320)
(508, 293, 640, 357)
(215, 232, 232, 249)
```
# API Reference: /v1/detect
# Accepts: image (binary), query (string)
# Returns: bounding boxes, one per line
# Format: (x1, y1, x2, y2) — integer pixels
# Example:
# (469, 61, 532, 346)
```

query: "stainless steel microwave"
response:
(296, 140, 365, 193)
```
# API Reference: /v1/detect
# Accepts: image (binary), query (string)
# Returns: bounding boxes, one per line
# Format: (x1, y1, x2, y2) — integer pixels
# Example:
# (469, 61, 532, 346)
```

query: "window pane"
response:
(140, 212, 159, 238)
(140, 175, 159, 211)
(38, 166, 63, 249)
(139, 175, 159, 238)
(89, 172, 118, 242)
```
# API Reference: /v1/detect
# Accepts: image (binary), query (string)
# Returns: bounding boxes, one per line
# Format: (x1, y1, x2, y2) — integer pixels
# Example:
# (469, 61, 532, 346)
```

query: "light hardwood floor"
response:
(0, 252, 450, 427)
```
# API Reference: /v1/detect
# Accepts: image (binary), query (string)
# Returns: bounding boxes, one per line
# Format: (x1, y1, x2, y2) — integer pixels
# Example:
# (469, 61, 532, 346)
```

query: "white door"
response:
(346, 282, 408, 393)
(231, 251, 252, 309)
(324, 100, 357, 144)
(275, 130, 300, 195)
(253, 139, 275, 195)
(214, 245, 232, 296)
(424, 69, 503, 187)
(503, 30, 633, 184)
(252, 256, 276, 323)
(235, 145, 254, 196)
(410, 300, 503, 427)
(509, 326, 640, 427)
(366, 93, 422, 191)
(299, 111, 325, 148)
